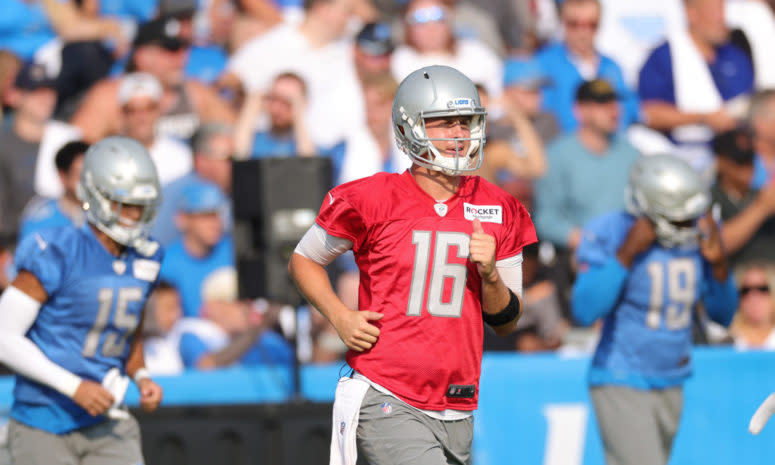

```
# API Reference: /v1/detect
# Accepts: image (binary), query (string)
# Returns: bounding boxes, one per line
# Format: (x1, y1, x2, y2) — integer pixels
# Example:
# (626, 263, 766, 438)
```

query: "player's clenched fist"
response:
(73, 380, 115, 417)
(138, 378, 163, 413)
(332, 309, 384, 352)
(470, 219, 498, 283)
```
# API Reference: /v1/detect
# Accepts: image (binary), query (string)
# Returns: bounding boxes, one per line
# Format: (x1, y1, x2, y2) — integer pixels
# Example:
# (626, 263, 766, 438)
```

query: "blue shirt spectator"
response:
(534, 0, 639, 132)
(534, 79, 641, 249)
(536, 43, 639, 132)
(159, 180, 235, 317)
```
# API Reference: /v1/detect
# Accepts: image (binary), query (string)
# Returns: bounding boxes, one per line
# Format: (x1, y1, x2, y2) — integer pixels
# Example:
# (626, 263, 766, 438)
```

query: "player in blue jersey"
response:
(572, 154, 738, 465)
(0, 136, 164, 465)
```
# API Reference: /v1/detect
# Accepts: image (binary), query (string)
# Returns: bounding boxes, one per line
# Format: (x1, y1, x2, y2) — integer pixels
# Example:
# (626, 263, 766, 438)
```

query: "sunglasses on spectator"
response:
(565, 19, 599, 30)
(740, 285, 770, 296)
(406, 6, 447, 26)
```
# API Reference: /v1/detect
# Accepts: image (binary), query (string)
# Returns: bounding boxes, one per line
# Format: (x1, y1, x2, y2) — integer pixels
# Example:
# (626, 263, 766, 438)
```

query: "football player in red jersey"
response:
(289, 65, 536, 465)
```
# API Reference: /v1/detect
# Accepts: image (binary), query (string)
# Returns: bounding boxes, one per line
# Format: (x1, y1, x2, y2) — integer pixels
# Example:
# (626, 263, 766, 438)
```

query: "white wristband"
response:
(133, 368, 150, 383)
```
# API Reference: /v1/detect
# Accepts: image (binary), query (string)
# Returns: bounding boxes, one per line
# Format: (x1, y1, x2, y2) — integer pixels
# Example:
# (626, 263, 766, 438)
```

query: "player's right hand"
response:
(616, 217, 657, 267)
(73, 380, 115, 417)
(333, 310, 383, 352)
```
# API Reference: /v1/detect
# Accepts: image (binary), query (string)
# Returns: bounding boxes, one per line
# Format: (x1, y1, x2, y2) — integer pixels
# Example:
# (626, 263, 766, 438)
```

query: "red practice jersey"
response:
(315, 171, 536, 411)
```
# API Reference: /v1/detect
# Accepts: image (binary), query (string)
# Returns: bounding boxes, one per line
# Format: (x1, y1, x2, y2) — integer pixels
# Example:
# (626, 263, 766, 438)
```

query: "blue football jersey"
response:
(573, 212, 736, 389)
(19, 197, 85, 241)
(11, 224, 163, 434)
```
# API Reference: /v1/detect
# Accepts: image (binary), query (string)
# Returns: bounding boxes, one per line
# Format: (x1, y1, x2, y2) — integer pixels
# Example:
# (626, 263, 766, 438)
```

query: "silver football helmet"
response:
(392, 65, 486, 175)
(625, 154, 710, 248)
(77, 136, 161, 251)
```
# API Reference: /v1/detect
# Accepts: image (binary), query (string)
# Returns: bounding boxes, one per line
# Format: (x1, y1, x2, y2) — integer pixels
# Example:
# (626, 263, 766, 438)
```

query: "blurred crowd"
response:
(1, 0, 775, 376)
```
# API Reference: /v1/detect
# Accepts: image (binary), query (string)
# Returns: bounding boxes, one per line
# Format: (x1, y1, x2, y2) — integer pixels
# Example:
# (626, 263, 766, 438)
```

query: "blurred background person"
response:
(143, 281, 185, 376)
(0, 51, 22, 124)
(339, 72, 410, 185)
(153, 122, 234, 246)
(72, 16, 235, 143)
(18, 141, 87, 240)
(533, 79, 640, 315)
(638, 0, 754, 176)
(118, 72, 192, 185)
(234, 72, 316, 159)
(178, 267, 293, 370)
(710, 128, 775, 268)
(160, 180, 234, 318)
(225, 0, 365, 150)
(353, 22, 394, 83)
(499, 57, 559, 145)
(0, 62, 58, 240)
(730, 262, 775, 350)
(535, 0, 639, 132)
(391, 0, 503, 99)
(471, 82, 547, 187)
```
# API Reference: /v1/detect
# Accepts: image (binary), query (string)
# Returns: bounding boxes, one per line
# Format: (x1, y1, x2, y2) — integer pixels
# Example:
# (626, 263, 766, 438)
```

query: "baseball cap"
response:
(14, 62, 57, 91)
(356, 22, 394, 56)
(118, 72, 163, 104)
(575, 79, 618, 103)
(712, 128, 755, 165)
(132, 17, 186, 50)
(179, 180, 226, 213)
(503, 58, 550, 90)
(159, 0, 197, 18)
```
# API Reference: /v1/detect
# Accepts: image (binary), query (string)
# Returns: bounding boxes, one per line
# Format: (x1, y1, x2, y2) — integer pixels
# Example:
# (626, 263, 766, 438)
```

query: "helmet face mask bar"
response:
(393, 65, 487, 176)
(77, 136, 161, 252)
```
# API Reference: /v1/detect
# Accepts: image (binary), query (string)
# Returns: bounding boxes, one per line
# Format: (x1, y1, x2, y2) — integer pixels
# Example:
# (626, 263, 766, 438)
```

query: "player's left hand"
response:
(698, 212, 725, 266)
(137, 378, 163, 413)
(470, 219, 498, 283)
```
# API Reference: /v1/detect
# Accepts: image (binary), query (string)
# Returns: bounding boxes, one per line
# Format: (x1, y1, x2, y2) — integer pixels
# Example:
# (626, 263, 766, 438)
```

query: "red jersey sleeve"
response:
(496, 197, 537, 260)
(314, 186, 369, 252)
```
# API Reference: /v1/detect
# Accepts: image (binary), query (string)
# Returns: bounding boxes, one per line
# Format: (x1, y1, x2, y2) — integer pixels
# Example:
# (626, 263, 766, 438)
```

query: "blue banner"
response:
(1, 347, 774, 464)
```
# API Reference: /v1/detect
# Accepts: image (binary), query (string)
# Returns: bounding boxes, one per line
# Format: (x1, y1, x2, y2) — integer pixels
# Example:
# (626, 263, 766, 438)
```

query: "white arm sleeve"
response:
(0, 286, 82, 397)
(294, 224, 354, 266)
(496, 253, 523, 298)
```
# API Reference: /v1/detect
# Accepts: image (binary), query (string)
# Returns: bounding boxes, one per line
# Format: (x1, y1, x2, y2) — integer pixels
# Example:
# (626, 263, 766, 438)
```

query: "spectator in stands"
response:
(119, 72, 192, 185)
(235, 72, 316, 159)
(143, 281, 185, 375)
(710, 128, 775, 268)
(18, 141, 87, 240)
(391, 0, 503, 98)
(535, 0, 639, 132)
(339, 73, 410, 184)
(534, 79, 640, 254)
(353, 22, 394, 82)
(470, 78, 548, 186)
(178, 267, 293, 370)
(500, 57, 559, 144)
(72, 16, 235, 143)
(726, 0, 775, 90)
(638, 0, 754, 175)
(156, 0, 230, 86)
(160, 180, 234, 318)
(534, 80, 640, 315)
(0, 63, 58, 239)
(224, 0, 366, 150)
(484, 242, 567, 352)
(153, 122, 235, 245)
(730, 262, 775, 350)
(749, 90, 775, 188)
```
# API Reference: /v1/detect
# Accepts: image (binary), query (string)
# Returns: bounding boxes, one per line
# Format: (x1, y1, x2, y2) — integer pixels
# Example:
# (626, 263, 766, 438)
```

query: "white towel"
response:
(101, 367, 130, 420)
(667, 30, 722, 173)
(329, 377, 370, 465)
(726, 0, 775, 90)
